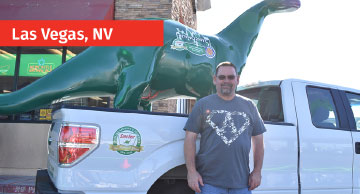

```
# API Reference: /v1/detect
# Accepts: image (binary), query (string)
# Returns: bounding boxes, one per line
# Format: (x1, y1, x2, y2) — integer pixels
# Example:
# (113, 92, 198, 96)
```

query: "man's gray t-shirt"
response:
(184, 94, 266, 189)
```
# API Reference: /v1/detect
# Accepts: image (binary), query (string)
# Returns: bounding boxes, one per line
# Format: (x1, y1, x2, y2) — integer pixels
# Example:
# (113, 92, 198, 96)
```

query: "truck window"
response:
(345, 92, 360, 130)
(307, 87, 340, 129)
(237, 86, 284, 122)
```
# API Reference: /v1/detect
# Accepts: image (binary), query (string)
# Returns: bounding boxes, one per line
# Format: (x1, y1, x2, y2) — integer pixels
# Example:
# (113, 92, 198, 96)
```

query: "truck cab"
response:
(237, 79, 360, 194)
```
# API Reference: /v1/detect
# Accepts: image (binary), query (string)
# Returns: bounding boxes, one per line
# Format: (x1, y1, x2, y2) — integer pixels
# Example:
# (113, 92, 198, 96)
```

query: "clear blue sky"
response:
(197, 0, 360, 90)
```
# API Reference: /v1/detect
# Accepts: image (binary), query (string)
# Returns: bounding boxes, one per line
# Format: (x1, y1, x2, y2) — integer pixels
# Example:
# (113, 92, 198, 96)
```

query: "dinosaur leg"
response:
(139, 101, 151, 111)
(114, 80, 149, 110)
(113, 46, 160, 111)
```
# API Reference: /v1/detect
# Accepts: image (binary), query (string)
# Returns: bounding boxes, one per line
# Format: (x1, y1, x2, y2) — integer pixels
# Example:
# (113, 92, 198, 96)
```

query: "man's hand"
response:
(248, 170, 261, 190)
(184, 131, 203, 192)
(249, 134, 264, 190)
(187, 170, 204, 193)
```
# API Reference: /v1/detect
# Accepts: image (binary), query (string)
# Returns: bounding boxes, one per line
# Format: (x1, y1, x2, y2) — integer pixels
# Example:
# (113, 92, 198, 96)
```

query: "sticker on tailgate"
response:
(110, 126, 143, 155)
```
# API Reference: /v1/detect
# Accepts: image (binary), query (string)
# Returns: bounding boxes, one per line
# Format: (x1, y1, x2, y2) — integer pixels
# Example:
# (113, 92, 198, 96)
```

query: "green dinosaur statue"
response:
(0, 0, 300, 115)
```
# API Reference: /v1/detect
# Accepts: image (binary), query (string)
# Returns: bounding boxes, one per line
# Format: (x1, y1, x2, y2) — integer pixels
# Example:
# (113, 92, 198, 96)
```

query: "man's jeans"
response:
(196, 184, 252, 194)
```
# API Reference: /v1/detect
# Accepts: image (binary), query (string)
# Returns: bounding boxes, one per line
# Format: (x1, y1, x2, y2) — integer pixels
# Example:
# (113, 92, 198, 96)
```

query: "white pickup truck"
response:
(35, 79, 360, 194)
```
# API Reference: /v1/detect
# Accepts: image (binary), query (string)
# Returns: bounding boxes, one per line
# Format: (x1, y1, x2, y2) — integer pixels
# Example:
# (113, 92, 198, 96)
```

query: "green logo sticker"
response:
(171, 27, 216, 58)
(110, 126, 143, 155)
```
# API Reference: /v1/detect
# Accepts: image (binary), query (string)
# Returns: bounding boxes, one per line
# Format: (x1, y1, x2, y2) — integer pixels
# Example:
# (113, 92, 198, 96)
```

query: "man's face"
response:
(213, 66, 239, 97)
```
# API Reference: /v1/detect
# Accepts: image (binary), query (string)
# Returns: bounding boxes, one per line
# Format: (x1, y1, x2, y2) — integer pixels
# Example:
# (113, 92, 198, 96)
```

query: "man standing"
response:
(184, 61, 266, 194)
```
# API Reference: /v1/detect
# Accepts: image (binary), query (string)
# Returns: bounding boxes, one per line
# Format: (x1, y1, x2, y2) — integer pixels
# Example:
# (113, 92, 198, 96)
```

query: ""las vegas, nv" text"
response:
(12, 28, 113, 44)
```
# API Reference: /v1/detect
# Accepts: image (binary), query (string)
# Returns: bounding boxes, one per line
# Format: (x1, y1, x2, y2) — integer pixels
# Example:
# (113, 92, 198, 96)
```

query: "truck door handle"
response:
(356, 142, 360, 154)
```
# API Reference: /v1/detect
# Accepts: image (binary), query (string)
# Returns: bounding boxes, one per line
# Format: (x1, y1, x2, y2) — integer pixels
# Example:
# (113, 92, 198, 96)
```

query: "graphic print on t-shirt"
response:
(206, 110, 250, 146)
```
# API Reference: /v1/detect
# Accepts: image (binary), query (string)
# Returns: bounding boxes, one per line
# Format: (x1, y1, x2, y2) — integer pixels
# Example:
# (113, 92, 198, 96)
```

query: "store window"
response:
(66, 47, 85, 61)
(17, 47, 64, 121)
(0, 47, 17, 94)
(60, 46, 112, 108)
(61, 46, 112, 108)
(18, 47, 63, 89)
(0, 47, 17, 120)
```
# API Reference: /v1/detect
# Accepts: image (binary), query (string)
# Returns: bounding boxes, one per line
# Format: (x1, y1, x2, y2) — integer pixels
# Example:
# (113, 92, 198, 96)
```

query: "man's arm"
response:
(184, 131, 204, 193)
(249, 133, 264, 190)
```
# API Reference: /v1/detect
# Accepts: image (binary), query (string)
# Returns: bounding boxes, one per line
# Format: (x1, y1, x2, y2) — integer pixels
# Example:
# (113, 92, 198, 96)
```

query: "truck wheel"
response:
(148, 179, 194, 194)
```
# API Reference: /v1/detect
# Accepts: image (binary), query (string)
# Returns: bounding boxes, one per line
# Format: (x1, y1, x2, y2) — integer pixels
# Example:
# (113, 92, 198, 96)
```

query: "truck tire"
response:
(148, 179, 194, 194)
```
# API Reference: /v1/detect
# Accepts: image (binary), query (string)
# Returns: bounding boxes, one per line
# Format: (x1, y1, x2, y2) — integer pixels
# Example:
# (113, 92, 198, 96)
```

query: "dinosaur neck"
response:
(217, 1, 269, 56)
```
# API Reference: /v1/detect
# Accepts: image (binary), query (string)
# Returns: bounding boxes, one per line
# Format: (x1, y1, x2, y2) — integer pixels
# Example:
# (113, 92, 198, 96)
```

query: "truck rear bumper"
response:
(35, 169, 60, 194)
(35, 169, 148, 194)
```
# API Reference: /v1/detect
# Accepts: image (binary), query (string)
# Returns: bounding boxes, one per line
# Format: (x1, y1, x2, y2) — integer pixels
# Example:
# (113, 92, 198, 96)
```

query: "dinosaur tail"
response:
(217, 0, 300, 59)
(0, 47, 120, 115)
(0, 76, 67, 115)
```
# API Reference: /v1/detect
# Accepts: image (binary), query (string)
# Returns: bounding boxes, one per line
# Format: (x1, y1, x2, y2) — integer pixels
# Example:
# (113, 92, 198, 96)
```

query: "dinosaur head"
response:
(265, 0, 301, 14)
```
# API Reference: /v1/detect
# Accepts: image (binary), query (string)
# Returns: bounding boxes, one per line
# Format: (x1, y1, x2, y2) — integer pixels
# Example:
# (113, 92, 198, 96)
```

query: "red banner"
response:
(0, 20, 163, 46)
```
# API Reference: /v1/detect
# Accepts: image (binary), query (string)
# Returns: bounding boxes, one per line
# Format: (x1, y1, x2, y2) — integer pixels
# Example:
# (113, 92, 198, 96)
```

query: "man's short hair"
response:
(215, 61, 237, 76)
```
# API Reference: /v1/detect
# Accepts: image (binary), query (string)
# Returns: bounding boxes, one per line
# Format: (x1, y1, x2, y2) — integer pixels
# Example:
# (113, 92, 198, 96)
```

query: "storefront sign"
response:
(39, 108, 52, 121)
(0, 54, 63, 77)
(0, 54, 16, 76)
(19, 54, 62, 77)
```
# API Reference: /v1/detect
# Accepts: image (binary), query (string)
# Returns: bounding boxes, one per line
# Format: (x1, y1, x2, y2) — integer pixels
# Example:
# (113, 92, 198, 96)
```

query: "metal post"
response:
(62, 46, 67, 64)
(13, 47, 21, 91)
(11, 47, 21, 120)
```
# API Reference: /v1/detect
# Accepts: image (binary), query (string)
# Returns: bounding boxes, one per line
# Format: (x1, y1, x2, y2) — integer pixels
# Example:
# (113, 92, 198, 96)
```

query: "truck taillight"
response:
(60, 126, 97, 144)
(58, 124, 99, 166)
(59, 147, 89, 164)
